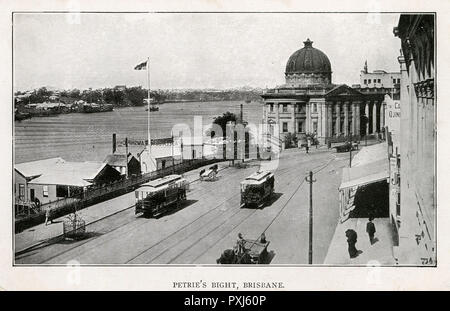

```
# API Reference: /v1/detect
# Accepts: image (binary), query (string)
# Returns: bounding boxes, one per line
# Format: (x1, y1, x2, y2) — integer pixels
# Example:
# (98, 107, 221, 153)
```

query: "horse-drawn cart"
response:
(216, 238, 270, 264)
(199, 164, 219, 181)
(334, 142, 359, 153)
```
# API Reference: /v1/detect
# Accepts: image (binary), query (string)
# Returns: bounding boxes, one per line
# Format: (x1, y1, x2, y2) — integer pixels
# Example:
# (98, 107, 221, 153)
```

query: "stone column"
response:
(291, 103, 296, 133)
(344, 101, 349, 136)
(305, 102, 310, 133)
(322, 102, 328, 139)
(355, 102, 360, 136)
(318, 103, 322, 137)
(336, 102, 341, 136)
(365, 101, 370, 135)
(275, 102, 280, 136)
(372, 101, 378, 133)
(328, 104, 333, 137)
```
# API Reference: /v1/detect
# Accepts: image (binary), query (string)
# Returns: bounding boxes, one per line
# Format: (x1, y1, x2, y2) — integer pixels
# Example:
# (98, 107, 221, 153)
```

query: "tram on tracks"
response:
(240, 171, 275, 208)
(135, 174, 189, 217)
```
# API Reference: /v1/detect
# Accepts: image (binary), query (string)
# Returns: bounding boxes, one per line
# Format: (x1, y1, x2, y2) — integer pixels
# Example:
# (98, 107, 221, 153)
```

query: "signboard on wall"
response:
(385, 94, 401, 152)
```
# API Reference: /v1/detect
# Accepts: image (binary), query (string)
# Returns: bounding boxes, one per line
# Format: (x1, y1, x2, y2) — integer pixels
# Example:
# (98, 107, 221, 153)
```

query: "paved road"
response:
(16, 148, 349, 265)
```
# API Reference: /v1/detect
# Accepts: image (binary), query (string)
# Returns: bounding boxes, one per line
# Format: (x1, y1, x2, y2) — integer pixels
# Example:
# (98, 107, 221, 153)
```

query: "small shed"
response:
(103, 153, 141, 177)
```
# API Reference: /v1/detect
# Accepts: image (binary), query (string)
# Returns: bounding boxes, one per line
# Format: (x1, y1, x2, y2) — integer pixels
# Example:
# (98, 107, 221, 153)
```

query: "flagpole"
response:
(147, 57, 151, 152)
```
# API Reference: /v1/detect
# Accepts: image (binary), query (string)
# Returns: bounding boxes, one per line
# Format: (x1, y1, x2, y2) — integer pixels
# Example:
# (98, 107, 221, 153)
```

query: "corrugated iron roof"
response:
(104, 153, 127, 167)
(27, 161, 107, 187)
(15, 157, 65, 178)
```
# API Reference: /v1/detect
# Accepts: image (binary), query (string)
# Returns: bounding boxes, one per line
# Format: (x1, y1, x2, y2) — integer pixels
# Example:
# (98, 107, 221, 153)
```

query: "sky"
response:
(13, 13, 401, 91)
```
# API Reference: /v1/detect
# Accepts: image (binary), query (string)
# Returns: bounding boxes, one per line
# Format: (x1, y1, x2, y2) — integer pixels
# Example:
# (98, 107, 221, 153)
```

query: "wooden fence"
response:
(14, 158, 219, 233)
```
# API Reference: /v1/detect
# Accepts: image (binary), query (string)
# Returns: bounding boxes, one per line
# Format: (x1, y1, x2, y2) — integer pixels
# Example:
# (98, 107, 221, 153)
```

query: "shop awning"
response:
(339, 159, 389, 190)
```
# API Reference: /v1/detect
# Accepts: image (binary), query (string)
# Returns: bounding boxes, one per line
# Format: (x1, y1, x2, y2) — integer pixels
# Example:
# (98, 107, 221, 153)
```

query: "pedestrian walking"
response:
(45, 207, 53, 226)
(366, 216, 376, 245)
(345, 229, 358, 258)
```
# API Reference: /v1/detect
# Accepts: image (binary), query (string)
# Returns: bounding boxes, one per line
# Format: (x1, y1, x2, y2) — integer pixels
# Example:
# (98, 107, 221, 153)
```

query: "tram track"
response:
(17, 163, 235, 262)
(127, 153, 334, 264)
(18, 151, 336, 264)
(35, 164, 256, 264)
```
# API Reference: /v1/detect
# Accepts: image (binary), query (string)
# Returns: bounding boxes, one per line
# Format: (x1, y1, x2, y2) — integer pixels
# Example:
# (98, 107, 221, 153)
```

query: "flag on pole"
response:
(134, 60, 147, 70)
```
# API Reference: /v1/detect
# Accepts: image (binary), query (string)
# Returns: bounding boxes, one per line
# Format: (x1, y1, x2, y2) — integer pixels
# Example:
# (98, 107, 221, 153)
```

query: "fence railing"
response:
(14, 158, 219, 233)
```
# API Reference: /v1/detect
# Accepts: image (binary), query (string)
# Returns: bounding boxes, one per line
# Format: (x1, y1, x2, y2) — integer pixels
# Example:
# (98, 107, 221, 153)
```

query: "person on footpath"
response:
(45, 207, 53, 226)
(345, 229, 358, 258)
(366, 216, 376, 245)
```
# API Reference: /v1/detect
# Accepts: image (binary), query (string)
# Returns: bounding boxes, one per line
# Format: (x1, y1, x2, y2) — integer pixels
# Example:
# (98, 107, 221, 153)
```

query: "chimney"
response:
(112, 133, 116, 153)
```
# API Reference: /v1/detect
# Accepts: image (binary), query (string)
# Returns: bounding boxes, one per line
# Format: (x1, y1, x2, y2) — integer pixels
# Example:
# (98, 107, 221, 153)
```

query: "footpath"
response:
(323, 139, 396, 266)
(15, 161, 231, 254)
(323, 217, 396, 265)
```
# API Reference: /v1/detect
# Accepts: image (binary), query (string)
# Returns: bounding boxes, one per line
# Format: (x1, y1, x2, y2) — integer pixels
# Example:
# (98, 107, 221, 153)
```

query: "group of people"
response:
(346, 217, 377, 259)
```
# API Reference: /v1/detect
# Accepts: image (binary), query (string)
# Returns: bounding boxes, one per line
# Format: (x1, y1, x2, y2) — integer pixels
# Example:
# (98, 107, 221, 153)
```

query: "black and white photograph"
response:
(10, 9, 436, 268)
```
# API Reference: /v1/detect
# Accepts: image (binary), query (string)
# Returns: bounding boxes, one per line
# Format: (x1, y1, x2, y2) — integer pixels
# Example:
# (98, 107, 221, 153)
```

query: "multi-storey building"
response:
(261, 39, 393, 145)
(392, 14, 435, 265)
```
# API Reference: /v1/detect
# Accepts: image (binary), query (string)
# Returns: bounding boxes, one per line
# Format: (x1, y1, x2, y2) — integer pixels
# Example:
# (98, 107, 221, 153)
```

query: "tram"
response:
(240, 171, 275, 208)
(135, 174, 189, 217)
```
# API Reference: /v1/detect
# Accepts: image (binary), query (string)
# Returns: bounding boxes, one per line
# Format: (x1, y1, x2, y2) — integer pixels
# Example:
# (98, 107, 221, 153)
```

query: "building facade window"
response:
(312, 121, 318, 134)
(282, 103, 288, 113)
(269, 103, 274, 112)
(282, 122, 288, 133)
(364, 79, 367, 84)
(368, 79, 372, 84)
(19, 184, 25, 200)
(299, 103, 306, 113)
(298, 121, 305, 133)
(43, 185, 49, 197)
(312, 103, 317, 113)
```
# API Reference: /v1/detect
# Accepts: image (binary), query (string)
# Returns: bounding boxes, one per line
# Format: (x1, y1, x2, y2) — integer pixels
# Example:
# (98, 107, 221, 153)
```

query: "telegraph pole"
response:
(125, 137, 129, 178)
(305, 171, 316, 264)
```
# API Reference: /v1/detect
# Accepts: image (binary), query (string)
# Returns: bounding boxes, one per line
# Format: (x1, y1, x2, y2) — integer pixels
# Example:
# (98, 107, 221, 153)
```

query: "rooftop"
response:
(104, 153, 133, 167)
(16, 159, 110, 187)
(15, 157, 65, 178)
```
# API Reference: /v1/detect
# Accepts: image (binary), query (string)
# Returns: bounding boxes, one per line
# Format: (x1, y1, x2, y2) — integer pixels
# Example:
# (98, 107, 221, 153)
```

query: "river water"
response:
(14, 100, 264, 164)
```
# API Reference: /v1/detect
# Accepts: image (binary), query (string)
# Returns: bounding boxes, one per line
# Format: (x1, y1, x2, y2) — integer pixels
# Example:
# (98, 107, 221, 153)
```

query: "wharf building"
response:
(261, 39, 399, 146)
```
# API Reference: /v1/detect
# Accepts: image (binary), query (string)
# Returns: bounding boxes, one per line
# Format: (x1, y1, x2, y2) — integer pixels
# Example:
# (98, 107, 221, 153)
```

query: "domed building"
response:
(261, 39, 388, 145)
(285, 38, 332, 87)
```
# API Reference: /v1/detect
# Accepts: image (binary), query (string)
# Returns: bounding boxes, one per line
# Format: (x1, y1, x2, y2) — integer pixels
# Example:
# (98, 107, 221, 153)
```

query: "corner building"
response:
(393, 14, 435, 265)
(261, 39, 388, 145)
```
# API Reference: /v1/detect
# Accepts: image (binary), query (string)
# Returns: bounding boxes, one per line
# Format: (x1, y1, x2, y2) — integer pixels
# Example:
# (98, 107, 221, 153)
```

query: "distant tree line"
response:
(15, 86, 263, 108)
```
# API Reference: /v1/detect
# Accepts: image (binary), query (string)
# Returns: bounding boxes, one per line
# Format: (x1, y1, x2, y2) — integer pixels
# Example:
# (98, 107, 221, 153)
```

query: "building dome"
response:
(285, 39, 332, 86)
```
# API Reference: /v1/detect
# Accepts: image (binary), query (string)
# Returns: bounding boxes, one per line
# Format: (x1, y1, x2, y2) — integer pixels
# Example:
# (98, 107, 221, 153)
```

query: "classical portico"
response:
(261, 39, 386, 144)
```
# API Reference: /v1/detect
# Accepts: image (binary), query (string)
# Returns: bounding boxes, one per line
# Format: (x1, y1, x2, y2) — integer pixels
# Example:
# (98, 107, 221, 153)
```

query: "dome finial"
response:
(303, 38, 313, 47)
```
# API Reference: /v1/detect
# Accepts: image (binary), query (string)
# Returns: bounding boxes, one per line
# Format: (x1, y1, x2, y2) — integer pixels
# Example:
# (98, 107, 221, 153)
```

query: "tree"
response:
(212, 111, 238, 138)
(69, 89, 81, 99)
(284, 132, 298, 149)
(126, 86, 146, 106)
